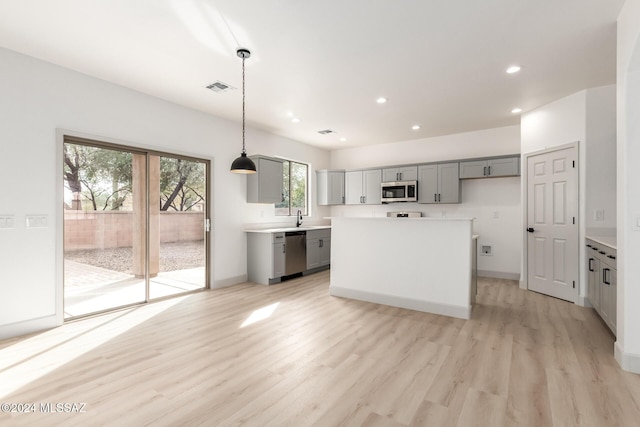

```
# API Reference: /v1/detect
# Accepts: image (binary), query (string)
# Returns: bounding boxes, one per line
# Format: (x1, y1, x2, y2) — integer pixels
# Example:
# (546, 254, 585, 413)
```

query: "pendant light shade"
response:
(231, 48, 257, 174)
(230, 152, 256, 174)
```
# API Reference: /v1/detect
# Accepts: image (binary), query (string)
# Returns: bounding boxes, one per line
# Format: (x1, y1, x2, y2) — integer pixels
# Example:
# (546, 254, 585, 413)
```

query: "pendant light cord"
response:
(242, 54, 246, 154)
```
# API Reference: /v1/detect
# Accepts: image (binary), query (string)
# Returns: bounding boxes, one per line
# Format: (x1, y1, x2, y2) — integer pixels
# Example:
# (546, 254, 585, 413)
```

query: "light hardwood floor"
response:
(1, 271, 639, 426)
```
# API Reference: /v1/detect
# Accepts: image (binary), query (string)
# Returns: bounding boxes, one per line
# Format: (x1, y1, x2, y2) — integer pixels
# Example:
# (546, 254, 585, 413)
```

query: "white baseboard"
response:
(329, 286, 471, 320)
(212, 274, 247, 289)
(0, 315, 59, 340)
(615, 341, 640, 374)
(477, 270, 520, 281)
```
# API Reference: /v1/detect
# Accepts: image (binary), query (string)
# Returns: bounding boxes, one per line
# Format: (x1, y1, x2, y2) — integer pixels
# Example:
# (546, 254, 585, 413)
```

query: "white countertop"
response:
(245, 225, 331, 233)
(586, 235, 616, 250)
(330, 216, 475, 221)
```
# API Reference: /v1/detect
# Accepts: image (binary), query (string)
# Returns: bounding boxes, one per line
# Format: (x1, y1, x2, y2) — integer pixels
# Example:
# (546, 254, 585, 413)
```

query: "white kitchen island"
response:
(330, 217, 476, 319)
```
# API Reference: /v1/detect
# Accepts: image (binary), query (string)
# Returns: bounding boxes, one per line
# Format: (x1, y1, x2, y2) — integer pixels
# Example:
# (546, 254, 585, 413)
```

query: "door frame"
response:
(56, 129, 212, 323)
(521, 141, 580, 302)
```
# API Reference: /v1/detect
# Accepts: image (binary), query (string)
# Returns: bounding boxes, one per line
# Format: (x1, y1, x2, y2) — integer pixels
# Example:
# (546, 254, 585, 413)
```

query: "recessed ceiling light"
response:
(291, 117, 300, 123)
(506, 65, 521, 74)
(511, 108, 523, 114)
(286, 111, 294, 117)
(339, 137, 347, 142)
(376, 97, 387, 104)
(412, 125, 421, 130)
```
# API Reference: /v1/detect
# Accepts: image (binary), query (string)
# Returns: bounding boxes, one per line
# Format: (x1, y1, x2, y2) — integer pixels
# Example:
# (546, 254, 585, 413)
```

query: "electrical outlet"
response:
(480, 245, 492, 256)
(594, 210, 604, 221)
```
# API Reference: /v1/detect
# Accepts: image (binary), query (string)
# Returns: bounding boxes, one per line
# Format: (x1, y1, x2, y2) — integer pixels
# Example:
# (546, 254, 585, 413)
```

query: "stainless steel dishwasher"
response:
(285, 231, 306, 275)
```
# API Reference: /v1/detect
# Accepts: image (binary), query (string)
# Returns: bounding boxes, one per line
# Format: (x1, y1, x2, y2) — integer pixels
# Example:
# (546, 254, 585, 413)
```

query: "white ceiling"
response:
(0, 0, 625, 150)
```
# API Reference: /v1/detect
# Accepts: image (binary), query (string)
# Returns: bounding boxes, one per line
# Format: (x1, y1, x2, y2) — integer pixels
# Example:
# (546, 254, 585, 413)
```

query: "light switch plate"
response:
(26, 215, 48, 228)
(0, 215, 15, 229)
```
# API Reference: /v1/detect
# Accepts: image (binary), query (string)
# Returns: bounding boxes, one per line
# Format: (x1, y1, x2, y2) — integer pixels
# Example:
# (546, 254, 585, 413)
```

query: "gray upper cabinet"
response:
(246, 156, 284, 203)
(418, 162, 460, 204)
(345, 169, 382, 205)
(459, 156, 520, 179)
(382, 166, 418, 182)
(316, 170, 345, 205)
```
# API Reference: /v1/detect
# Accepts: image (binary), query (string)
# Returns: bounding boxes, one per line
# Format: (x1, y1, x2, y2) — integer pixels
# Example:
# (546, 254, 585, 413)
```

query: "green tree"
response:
(63, 143, 132, 211)
(159, 157, 205, 211)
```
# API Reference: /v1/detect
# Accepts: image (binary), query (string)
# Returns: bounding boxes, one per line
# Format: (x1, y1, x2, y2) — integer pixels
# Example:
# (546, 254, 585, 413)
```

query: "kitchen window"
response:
(275, 160, 308, 216)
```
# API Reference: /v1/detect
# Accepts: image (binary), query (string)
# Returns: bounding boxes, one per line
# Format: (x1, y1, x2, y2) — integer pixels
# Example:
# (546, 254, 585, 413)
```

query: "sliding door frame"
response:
(57, 130, 211, 322)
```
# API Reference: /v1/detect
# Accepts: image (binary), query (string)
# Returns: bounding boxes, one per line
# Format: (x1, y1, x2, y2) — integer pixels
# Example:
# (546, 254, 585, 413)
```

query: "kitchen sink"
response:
(255, 226, 330, 233)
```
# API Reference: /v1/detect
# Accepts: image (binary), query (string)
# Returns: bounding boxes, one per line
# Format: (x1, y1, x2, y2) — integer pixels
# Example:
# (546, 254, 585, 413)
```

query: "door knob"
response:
(527, 227, 535, 233)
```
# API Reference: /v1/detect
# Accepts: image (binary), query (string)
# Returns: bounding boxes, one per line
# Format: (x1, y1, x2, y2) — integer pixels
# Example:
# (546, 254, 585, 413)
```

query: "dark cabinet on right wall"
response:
(459, 156, 520, 179)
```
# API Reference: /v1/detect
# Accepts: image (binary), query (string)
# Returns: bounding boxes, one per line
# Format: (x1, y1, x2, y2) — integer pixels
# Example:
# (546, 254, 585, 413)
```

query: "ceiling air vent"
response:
(206, 81, 235, 93)
(318, 129, 335, 135)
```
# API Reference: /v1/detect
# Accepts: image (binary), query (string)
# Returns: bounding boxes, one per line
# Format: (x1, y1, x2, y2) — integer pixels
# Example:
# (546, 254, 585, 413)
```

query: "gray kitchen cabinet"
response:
(418, 162, 460, 204)
(247, 156, 284, 203)
(316, 170, 345, 205)
(586, 239, 617, 335)
(306, 228, 331, 270)
(459, 156, 520, 179)
(345, 169, 382, 205)
(247, 232, 286, 285)
(586, 245, 601, 311)
(600, 257, 617, 334)
(382, 166, 418, 182)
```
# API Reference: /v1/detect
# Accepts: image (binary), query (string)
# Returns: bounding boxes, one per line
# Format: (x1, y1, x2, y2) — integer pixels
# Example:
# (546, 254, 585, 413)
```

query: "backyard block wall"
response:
(64, 210, 205, 251)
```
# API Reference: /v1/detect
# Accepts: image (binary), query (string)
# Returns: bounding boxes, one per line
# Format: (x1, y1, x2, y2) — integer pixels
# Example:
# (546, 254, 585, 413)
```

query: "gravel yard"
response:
(65, 240, 205, 274)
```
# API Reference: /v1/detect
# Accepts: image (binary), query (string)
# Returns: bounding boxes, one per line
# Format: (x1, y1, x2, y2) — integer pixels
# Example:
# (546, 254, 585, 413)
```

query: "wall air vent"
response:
(206, 81, 236, 93)
(318, 129, 335, 135)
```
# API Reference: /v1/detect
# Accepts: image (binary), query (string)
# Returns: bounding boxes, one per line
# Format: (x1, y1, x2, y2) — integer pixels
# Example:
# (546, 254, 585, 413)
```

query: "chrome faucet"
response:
(296, 209, 303, 227)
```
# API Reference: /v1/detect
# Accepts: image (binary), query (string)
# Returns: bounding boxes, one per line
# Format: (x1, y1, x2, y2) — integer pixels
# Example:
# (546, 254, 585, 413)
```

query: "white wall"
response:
(329, 126, 522, 278)
(520, 85, 616, 301)
(331, 126, 521, 169)
(616, 0, 640, 372)
(0, 47, 331, 338)
(586, 86, 617, 230)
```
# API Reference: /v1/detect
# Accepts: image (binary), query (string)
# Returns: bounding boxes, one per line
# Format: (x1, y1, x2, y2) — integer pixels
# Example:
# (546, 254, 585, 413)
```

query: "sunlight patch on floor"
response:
(240, 302, 280, 328)
(0, 296, 188, 399)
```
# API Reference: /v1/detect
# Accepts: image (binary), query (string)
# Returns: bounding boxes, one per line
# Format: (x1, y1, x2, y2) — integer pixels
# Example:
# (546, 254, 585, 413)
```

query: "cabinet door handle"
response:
(488, 166, 491, 176)
(588, 258, 594, 272)
(438, 193, 441, 202)
(603, 268, 610, 285)
(483, 166, 487, 176)
(342, 196, 345, 204)
(319, 239, 323, 248)
(363, 196, 366, 204)
(283, 244, 286, 253)
(434, 193, 437, 202)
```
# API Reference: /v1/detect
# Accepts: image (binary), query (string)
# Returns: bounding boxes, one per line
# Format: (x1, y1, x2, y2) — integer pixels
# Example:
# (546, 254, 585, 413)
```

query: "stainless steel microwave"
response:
(381, 181, 418, 203)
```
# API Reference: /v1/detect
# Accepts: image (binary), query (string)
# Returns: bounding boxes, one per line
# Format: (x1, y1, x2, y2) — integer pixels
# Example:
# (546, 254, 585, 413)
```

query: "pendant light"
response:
(230, 48, 257, 174)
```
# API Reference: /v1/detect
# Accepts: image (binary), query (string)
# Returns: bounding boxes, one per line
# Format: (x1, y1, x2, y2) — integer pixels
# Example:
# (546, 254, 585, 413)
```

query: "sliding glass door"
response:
(151, 155, 207, 299)
(62, 137, 209, 319)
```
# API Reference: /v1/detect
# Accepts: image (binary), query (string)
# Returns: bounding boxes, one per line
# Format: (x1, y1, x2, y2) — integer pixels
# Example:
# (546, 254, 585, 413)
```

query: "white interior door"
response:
(526, 146, 578, 302)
